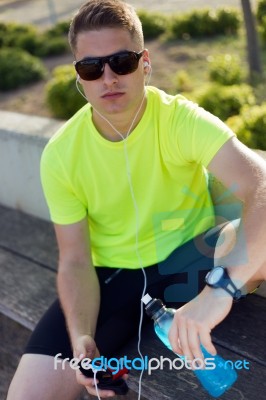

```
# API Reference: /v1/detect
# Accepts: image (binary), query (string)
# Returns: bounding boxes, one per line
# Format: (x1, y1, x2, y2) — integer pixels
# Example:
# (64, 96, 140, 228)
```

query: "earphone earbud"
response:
(143, 61, 150, 68)
(76, 74, 80, 82)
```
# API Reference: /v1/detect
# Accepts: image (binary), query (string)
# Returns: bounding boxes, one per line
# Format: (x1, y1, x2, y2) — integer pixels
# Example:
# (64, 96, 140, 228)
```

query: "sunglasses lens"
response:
(110, 52, 139, 75)
(76, 59, 103, 81)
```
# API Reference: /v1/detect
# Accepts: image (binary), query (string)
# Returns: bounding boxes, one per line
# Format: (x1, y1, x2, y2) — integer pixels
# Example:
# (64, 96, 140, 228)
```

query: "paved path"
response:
(0, 0, 257, 27)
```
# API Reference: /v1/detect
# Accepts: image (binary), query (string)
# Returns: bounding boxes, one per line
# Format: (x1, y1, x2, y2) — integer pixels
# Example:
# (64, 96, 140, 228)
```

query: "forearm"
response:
(57, 261, 100, 346)
(215, 184, 266, 291)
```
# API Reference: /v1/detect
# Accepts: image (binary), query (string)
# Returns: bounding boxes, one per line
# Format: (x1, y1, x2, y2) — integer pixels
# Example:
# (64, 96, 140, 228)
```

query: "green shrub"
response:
(0, 22, 9, 47)
(174, 70, 193, 92)
(0, 21, 69, 57)
(170, 9, 215, 40)
(226, 115, 255, 148)
(257, 0, 266, 24)
(195, 83, 256, 121)
(0, 22, 37, 48)
(45, 65, 86, 119)
(36, 34, 69, 57)
(16, 31, 68, 57)
(0, 47, 47, 91)
(208, 54, 244, 85)
(45, 20, 70, 37)
(227, 103, 266, 150)
(169, 8, 240, 40)
(259, 16, 266, 45)
(215, 8, 240, 35)
(138, 10, 167, 39)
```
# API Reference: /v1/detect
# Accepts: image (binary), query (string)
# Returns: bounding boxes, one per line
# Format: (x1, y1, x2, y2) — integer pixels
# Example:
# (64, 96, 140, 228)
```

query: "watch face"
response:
(208, 266, 224, 285)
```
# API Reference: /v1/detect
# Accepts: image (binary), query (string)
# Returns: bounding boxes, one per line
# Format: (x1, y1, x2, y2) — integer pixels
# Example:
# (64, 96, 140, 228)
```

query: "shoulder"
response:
(42, 103, 91, 162)
(46, 103, 91, 148)
(146, 86, 206, 122)
(146, 85, 188, 106)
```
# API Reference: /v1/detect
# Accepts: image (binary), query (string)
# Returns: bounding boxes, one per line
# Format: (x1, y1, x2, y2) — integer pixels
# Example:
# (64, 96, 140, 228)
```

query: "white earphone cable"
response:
(76, 66, 152, 400)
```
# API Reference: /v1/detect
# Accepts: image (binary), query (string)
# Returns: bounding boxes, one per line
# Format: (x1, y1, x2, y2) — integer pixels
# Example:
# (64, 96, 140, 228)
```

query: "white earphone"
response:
(143, 61, 149, 68)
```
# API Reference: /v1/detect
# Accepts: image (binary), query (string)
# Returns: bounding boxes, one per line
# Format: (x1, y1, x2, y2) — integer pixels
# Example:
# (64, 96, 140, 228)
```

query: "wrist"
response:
(205, 266, 244, 301)
(203, 284, 233, 301)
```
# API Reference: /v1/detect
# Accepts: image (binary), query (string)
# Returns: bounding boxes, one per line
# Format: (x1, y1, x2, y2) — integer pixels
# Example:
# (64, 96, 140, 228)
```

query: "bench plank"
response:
(0, 204, 58, 271)
(212, 294, 266, 366)
(0, 248, 57, 330)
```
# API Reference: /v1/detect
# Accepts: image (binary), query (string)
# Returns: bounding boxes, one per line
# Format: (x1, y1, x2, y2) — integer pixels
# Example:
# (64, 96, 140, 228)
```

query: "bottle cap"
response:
(141, 293, 164, 317)
(141, 293, 152, 305)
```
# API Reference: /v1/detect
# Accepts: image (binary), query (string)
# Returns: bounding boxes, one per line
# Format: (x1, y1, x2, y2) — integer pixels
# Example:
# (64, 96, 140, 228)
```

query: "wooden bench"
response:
(1, 201, 266, 400)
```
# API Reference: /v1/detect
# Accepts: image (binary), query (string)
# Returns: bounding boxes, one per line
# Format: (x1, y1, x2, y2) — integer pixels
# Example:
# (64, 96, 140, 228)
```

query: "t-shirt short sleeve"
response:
(40, 146, 87, 225)
(167, 97, 236, 167)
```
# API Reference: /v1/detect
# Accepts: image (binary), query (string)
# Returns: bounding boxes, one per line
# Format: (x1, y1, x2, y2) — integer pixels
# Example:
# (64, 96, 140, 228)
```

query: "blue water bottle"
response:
(141, 294, 237, 398)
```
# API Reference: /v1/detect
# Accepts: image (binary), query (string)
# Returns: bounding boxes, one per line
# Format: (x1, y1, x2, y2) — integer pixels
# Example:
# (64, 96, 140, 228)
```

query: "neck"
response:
(92, 94, 147, 142)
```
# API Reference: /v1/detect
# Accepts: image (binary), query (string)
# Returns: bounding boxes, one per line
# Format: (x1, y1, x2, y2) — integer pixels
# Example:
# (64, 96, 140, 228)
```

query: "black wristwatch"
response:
(205, 266, 243, 301)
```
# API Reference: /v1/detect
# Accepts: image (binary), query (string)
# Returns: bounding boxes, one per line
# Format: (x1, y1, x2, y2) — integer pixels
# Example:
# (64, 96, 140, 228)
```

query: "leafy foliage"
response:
(45, 65, 86, 119)
(195, 83, 256, 121)
(168, 8, 240, 40)
(0, 47, 47, 91)
(138, 10, 167, 39)
(226, 103, 266, 150)
(208, 54, 244, 85)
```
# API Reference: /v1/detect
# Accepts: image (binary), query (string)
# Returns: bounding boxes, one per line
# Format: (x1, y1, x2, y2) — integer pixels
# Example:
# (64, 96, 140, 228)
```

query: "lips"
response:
(101, 92, 124, 100)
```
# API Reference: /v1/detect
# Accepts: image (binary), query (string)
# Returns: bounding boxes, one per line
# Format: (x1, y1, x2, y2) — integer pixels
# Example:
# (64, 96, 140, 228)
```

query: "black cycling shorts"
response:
(24, 223, 229, 360)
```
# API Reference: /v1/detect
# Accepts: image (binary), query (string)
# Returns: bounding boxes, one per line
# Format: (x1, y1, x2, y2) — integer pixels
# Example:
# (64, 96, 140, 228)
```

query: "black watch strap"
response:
(221, 268, 242, 301)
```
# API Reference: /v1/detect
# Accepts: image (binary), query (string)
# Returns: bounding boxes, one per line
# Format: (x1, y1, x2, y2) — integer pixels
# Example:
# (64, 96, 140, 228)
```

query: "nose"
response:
(101, 62, 118, 86)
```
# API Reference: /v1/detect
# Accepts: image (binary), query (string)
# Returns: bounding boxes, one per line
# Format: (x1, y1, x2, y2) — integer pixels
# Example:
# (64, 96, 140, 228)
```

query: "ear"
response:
(142, 48, 151, 71)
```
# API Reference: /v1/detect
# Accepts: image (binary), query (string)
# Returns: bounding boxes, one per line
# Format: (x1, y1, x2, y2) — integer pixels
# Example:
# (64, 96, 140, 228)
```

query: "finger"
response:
(86, 386, 116, 398)
(168, 320, 183, 355)
(76, 371, 97, 387)
(187, 328, 204, 368)
(178, 319, 194, 363)
(199, 328, 217, 356)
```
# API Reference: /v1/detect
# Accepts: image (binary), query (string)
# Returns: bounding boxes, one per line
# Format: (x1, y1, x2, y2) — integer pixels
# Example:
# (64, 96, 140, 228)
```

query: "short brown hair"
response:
(69, 0, 144, 54)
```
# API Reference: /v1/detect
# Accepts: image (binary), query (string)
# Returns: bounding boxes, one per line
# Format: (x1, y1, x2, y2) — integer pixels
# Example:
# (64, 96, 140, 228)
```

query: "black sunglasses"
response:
(74, 50, 144, 81)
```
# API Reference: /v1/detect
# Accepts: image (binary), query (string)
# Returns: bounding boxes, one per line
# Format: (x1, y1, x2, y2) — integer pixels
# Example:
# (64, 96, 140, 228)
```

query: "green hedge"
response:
(0, 22, 36, 47)
(168, 8, 240, 40)
(226, 103, 266, 150)
(257, 0, 266, 24)
(45, 65, 86, 119)
(45, 20, 70, 37)
(0, 21, 69, 57)
(208, 54, 244, 85)
(0, 47, 47, 91)
(138, 10, 167, 39)
(259, 16, 266, 45)
(195, 83, 256, 121)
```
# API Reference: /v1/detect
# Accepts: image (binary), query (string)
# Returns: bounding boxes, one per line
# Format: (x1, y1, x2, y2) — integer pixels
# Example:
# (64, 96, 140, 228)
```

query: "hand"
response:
(73, 335, 113, 398)
(74, 335, 126, 398)
(168, 286, 233, 364)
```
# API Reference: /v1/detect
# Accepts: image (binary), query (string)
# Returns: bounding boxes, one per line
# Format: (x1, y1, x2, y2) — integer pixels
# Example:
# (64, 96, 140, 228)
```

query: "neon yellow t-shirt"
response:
(40, 86, 235, 268)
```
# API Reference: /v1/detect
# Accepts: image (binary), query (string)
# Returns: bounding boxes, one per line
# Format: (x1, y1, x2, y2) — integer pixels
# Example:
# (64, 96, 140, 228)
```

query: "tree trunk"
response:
(241, 0, 262, 79)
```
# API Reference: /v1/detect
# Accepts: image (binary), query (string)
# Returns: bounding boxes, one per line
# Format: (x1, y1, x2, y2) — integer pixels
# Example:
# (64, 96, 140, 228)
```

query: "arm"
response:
(169, 137, 266, 361)
(54, 219, 117, 397)
(55, 218, 100, 356)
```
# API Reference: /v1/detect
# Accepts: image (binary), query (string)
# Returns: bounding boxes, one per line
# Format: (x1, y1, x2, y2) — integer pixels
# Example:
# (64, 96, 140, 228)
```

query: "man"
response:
(7, 1, 266, 399)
